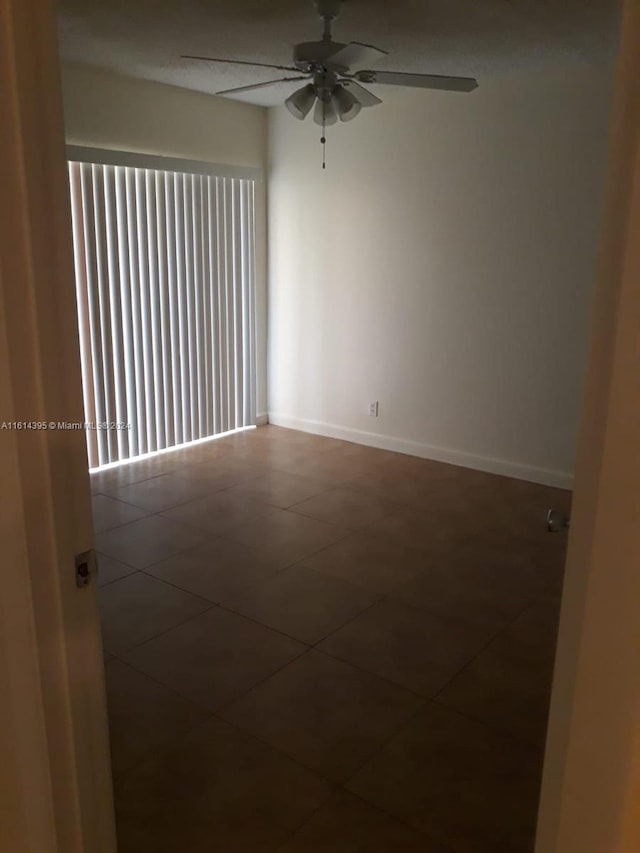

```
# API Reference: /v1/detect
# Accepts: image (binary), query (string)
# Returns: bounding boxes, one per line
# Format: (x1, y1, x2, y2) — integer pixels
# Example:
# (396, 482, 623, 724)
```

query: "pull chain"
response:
(321, 100, 327, 170)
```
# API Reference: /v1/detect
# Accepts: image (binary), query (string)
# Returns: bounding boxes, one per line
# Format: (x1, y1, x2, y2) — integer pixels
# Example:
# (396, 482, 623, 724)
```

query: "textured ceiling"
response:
(57, 0, 620, 107)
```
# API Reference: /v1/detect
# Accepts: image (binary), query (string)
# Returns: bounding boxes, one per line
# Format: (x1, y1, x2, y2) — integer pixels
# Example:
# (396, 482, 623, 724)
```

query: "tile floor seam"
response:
(271, 785, 456, 853)
(91, 469, 175, 491)
(212, 581, 381, 649)
(211, 646, 430, 782)
(91, 516, 153, 536)
(139, 561, 295, 604)
(103, 491, 224, 515)
(160, 528, 371, 607)
(141, 585, 316, 649)
(428, 593, 556, 705)
(110, 709, 218, 783)
(140, 529, 295, 570)
(340, 696, 541, 845)
(105, 657, 214, 717)
(212, 479, 336, 510)
(281, 504, 363, 530)
(331, 787, 459, 853)
(97, 536, 202, 570)
(306, 594, 384, 647)
(302, 641, 429, 704)
(106, 601, 218, 658)
(212, 523, 357, 568)
(93, 492, 154, 508)
(211, 689, 449, 842)
(97, 565, 139, 588)
(209, 643, 313, 719)
(96, 526, 210, 565)
(210, 702, 356, 790)
(122, 570, 219, 608)
(101, 472, 266, 515)
(412, 696, 543, 752)
(135, 567, 236, 607)
(111, 709, 218, 787)
(135, 542, 208, 570)
(431, 692, 548, 753)
(267, 464, 356, 487)
(188, 588, 312, 650)
(94, 514, 162, 537)
(109, 646, 221, 713)
(270, 799, 332, 853)
(279, 502, 408, 535)
(314, 594, 522, 700)
(332, 694, 433, 783)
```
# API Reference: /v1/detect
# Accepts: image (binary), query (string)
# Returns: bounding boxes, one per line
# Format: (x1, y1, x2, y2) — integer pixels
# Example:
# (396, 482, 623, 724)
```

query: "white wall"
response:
(60, 63, 269, 419)
(61, 62, 266, 167)
(267, 65, 612, 486)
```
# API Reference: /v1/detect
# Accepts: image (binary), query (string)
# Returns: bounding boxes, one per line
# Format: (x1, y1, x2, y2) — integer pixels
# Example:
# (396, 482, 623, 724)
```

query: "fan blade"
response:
(182, 54, 299, 73)
(341, 80, 382, 107)
(217, 76, 309, 96)
(325, 41, 388, 71)
(355, 70, 478, 92)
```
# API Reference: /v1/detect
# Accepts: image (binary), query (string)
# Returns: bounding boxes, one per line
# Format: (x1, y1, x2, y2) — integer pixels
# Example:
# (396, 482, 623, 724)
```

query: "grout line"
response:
(142, 580, 316, 651)
(134, 569, 224, 607)
(338, 694, 540, 850)
(110, 709, 218, 788)
(213, 645, 313, 722)
(311, 643, 428, 704)
(97, 570, 140, 590)
(106, 600, 218, 659)
(104, 655, 211, 712)
(428, 595, 548, 703)
(432, 692, 550, 753)
(213, 588, 382, 651)
(341, 787, 459, 853)
(418, 697, 547, 760)
(208, 672, 431, 831)
(270, 797, 335, 852)
(96, 467, 266, 517)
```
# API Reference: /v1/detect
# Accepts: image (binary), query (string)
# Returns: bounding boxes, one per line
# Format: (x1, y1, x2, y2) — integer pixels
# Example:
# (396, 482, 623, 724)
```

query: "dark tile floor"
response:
(93, 425, 569, 852)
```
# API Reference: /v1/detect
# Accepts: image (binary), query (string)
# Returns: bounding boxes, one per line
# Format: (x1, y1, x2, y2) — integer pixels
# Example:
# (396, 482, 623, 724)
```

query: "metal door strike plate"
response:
(547, 509, 570, 533)
(75, 549, 97, 587)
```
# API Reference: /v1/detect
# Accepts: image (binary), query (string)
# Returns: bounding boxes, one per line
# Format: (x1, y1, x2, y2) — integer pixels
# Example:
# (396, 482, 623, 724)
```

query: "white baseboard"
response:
(256, 412, 269, 427)
(268, 412, 573, 489)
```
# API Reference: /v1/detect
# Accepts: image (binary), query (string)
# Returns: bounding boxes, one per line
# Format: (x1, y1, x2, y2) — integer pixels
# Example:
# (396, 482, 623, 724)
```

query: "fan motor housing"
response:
(293, 41, 349, 72)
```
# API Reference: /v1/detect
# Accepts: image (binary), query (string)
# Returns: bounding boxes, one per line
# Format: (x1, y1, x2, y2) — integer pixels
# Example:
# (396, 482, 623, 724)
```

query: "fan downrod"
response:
(314, 0, 344, 40)
(314, 0, 343, 21)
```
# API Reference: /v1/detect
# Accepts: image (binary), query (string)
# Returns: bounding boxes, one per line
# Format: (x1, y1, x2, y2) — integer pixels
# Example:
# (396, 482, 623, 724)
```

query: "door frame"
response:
(535, 1, 640, 849)
(0, 0, 115, 850)
(1, 0, 639, 851)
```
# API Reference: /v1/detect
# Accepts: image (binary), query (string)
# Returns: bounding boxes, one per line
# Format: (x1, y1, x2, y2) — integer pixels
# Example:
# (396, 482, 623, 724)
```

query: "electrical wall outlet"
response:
(369, 401, 379, 417)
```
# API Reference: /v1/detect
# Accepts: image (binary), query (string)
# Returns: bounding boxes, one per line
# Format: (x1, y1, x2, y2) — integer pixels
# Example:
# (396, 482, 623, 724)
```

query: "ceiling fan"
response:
(182, 0, 478, 164)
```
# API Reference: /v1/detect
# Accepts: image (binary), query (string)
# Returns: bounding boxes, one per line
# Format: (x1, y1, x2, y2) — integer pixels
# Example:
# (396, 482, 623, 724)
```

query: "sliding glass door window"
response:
(68, 160, 256, 469)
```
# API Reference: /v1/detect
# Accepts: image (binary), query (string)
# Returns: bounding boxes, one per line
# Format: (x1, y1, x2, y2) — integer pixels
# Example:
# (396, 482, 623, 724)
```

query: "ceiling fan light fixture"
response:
(185, 0, 479, 168)
(285, 84, 316, 119)
(332, 84, 362, 122)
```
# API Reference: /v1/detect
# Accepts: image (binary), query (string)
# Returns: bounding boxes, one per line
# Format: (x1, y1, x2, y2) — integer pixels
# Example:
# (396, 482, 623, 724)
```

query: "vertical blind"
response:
(68, 161, 256, 469)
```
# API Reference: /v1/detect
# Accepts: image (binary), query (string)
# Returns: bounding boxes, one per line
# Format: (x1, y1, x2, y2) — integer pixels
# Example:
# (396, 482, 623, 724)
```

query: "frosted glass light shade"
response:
(285, 84, 316, 120)
(333, 85, 362, 122)
(313, 96, 337, 126)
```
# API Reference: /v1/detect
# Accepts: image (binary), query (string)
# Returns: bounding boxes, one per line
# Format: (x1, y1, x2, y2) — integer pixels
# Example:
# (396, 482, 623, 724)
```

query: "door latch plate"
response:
(75, 549, 97, 588)
(547, 509, 570, 533)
